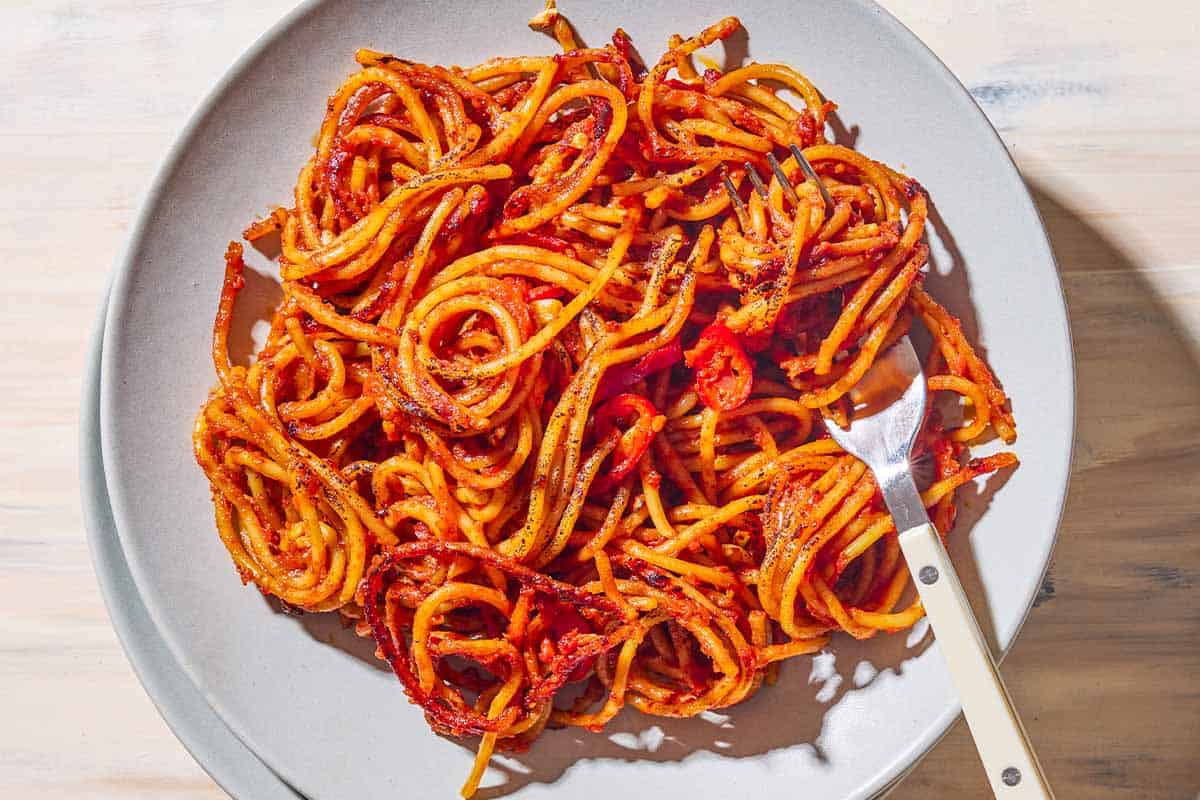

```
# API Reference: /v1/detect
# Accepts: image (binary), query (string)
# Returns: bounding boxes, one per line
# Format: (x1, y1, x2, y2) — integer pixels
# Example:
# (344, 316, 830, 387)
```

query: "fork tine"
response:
(788, 144, 834, 216)
(765, 153, 801, 207)
(743, 161, 770, 201)
(721, 172, 751, 230)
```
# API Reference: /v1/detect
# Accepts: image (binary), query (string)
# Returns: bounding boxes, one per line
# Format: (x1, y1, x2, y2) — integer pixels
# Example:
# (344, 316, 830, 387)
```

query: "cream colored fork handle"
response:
(898, 523, 1054, 799)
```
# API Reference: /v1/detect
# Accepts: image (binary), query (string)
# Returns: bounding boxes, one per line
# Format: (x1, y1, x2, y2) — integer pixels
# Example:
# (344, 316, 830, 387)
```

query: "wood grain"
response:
(0, 1, 1195, 798)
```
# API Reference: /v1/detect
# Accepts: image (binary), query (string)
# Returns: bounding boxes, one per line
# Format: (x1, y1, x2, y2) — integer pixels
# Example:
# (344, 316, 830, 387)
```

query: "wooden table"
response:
(2, 1, 1196, 797)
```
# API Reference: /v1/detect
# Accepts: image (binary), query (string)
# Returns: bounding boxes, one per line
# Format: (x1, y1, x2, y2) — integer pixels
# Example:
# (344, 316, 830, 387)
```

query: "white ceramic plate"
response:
(94, 1, 1073, 798)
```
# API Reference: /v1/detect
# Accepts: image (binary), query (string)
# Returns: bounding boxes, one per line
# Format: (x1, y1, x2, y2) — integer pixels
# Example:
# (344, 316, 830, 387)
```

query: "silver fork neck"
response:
(875, 461, 931, 534)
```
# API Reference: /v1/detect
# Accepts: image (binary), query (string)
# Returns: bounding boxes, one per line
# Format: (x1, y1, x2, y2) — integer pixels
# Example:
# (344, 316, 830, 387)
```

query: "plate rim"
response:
(90, 0, 1075, 797)
(82, 3, 328, 793)
(82, 284, 306, 799)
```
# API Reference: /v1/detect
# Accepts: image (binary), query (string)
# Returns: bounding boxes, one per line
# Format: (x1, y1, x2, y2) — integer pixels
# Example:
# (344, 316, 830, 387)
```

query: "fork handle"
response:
(898, 523, 1055, 799)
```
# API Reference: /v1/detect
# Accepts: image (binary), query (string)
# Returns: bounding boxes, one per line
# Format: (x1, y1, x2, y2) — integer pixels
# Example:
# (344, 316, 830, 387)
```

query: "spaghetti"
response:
(193, 7, 1018, 796)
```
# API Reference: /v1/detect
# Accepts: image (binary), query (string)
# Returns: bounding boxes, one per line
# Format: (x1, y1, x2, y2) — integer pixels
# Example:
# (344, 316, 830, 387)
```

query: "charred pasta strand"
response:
(193, 7, 1017, 796)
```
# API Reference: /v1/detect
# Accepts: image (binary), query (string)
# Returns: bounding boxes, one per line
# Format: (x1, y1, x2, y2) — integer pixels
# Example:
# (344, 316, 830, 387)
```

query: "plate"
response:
(93, 1, 1073, 798)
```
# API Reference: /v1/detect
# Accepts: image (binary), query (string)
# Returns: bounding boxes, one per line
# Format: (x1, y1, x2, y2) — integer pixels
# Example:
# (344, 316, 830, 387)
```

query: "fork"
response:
(720, 148, 1051, 796)
(722, 144, 835, 226)
(729, 157, 1054, 796)
(821, 335, 1054, 799)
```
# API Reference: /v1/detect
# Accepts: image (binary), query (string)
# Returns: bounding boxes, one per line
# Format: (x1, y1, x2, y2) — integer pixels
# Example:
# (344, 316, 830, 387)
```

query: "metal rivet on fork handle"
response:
(919, 565, 939, 585)
(1002, 767, 1022, 787)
